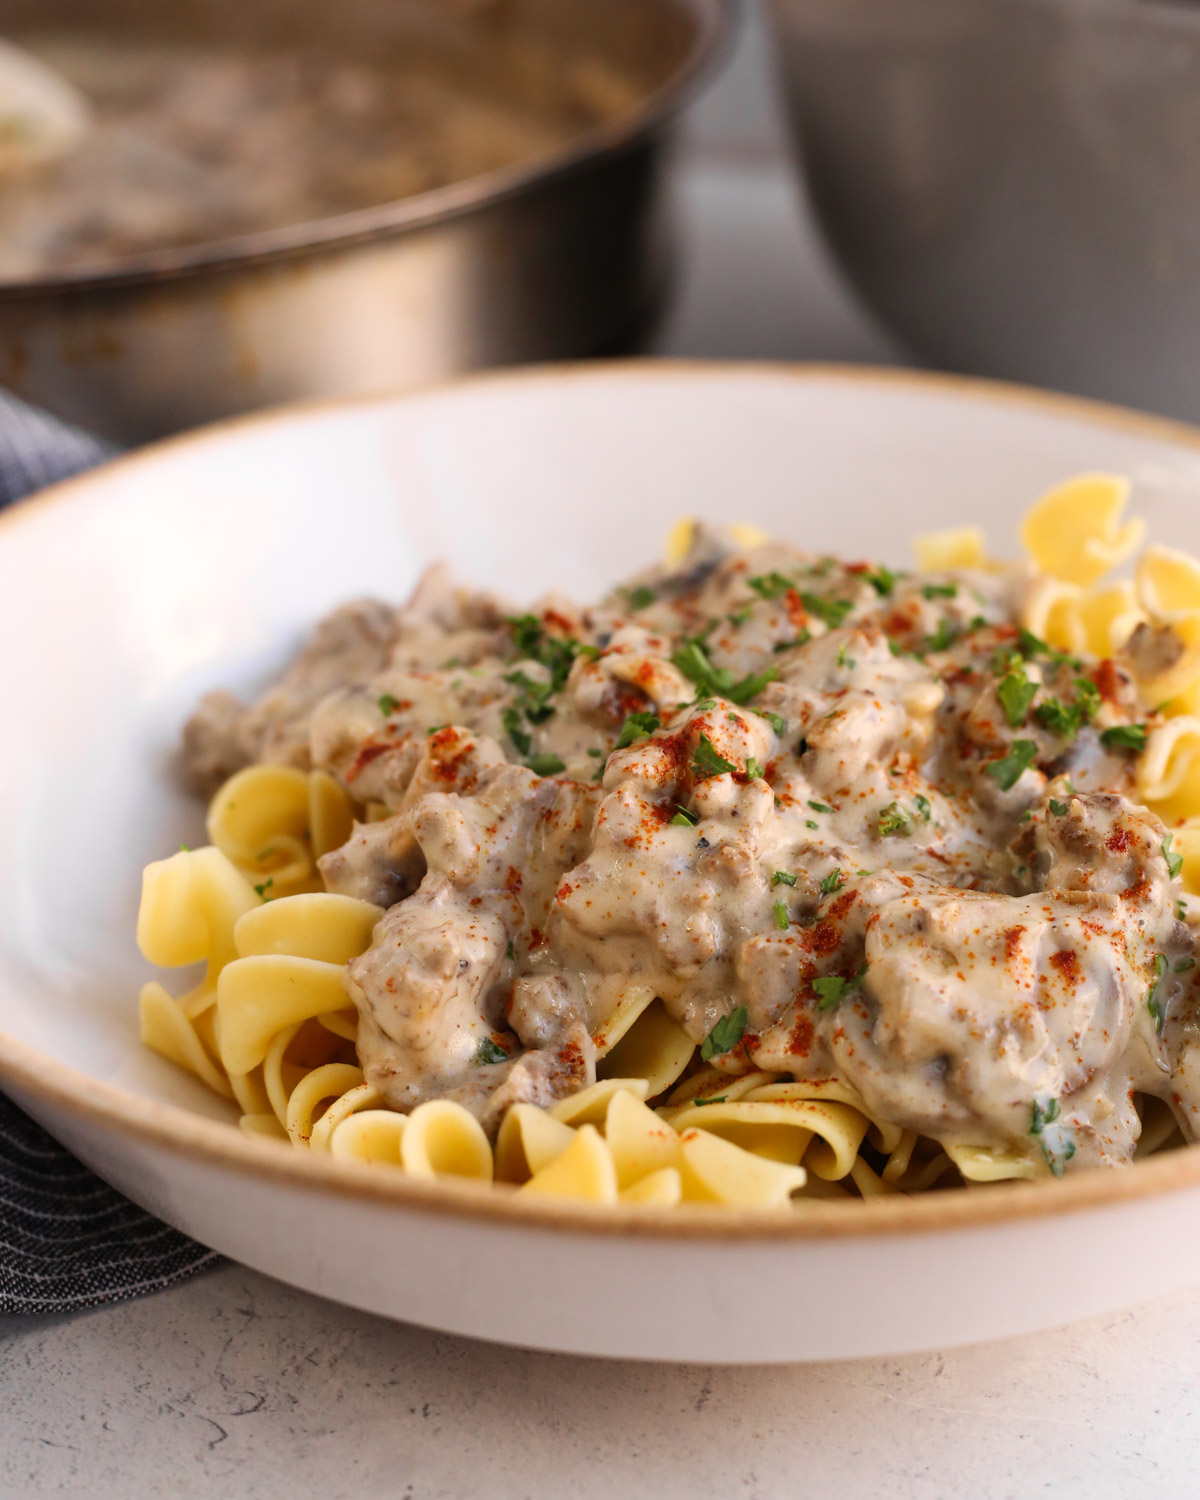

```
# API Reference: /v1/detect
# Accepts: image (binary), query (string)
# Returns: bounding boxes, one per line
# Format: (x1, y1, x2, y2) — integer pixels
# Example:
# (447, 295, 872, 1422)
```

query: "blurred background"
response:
(656, 0, 900, 367)
(3, 0, 1199, 443)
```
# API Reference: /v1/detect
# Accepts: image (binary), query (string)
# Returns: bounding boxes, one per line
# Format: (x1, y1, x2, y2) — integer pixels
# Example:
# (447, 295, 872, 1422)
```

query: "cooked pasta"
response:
(139, 473, 1200, 1208)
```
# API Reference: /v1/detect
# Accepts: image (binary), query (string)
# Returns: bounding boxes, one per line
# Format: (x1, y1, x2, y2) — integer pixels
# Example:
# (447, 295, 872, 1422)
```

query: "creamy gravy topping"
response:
(184, 531, 1199, 1168)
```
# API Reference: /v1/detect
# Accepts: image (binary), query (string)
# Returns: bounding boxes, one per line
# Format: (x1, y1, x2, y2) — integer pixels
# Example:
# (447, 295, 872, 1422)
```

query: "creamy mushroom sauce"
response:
(183, 531, 1200, 1174)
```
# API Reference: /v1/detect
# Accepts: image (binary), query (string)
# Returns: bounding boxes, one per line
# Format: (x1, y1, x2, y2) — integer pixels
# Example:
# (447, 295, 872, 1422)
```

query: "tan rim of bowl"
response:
(3, 358, 1200, 1241)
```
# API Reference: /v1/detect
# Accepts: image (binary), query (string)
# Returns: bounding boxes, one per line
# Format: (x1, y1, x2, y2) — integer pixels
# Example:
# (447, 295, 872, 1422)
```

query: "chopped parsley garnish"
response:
(1148, 953, 1169, 1035)
(813, 964, 867, 1012)
(1164, 834, 1184, 881)
(923, 619, 959, 654)
(1101, 723, 1148, 753)
(985, 739, 1038, 791)
(1048, 797, 1070, 816)
(1178, 957, 1196, 972)
(877, 802, 915, 838)
(672, 639, 732, 700)
(772, 870, 798, 887)
(921, 582, 957, 600)
(758, 710, 787, 735)
(671, 805, 699, 826)
(502, 628, 585, 752)
(506, 614, 581, 692)
(1016, 627, 1052, 659)
(473, 1037, 509, 1066)
(1029, 1095, 1075, 1177)
(501, 705, 532, 757)
(179, 843, 191, 852)
(692, 734, 737, 779)
(526, 753, 565, 777)
(587, 747, 603, 757)
(1075, 678, 1101, 717)
(516, 687, 557, 725)
(773, 901, 790, 930)
(503, 670, 556, 723)
(426, 724, 449, 735)
(614, 711, 661, 750)
(505, 940, 515, 961)
(1178, 899, 1189, 922)
(700, 1005, 748, 1061)
(991, 647, 1020, 677)
(773, 633, 811, 653)
(728, 666, 778, 705)
(866, 566, 897, 597)
(806, 820, 818, 830)
(820, 869, 844, 896)
(1032, 699, 1070, 736)
(745, 756, 764, 780)
(1035, 679, 1100, 740)
(692, 1095, 727, 1107)
(837, 644, 856, 670)
(377, 693, 400, 715)
(254, 878, 274, 899)
(1018, 628, 1081, 671)
(914, 794, 932, 822)
(997, 660, 1037, 728)
(626, 584, 657, 610)
(747, 572, 793, 600)
(508, 613, 543, 656)
(728, 607, 752, 626)
(800, 591, 854, 629)
(1030, 1097, 1057, 1128)
(808, 800, 833, 814)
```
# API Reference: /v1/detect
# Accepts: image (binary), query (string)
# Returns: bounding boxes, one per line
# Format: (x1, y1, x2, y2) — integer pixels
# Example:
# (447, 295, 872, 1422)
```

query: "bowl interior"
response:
(4, 363, 1200, 1135)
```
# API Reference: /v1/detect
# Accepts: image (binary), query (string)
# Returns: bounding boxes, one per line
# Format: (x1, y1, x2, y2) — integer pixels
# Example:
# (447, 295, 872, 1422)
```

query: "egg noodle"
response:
(137, 476, 1200, 1209)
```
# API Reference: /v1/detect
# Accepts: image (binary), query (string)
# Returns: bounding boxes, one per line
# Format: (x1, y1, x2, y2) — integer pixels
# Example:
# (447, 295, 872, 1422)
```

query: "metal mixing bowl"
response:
(0, 0, 731, 442)
(768, 0, 1200, 421)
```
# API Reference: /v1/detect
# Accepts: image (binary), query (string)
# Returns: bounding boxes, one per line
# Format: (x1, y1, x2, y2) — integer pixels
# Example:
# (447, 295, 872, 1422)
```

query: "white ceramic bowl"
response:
(5, 362, 1200, 1363)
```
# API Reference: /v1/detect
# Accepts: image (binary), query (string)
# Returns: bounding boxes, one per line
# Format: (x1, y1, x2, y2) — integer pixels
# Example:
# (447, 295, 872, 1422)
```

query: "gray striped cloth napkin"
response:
(0, 391, 219, 1313)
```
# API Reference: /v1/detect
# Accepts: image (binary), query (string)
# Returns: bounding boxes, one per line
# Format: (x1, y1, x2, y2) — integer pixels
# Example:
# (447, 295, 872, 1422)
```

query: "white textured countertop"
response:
(3, 1268, 1198, 1499)
(6, 9, 1199, 1498)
